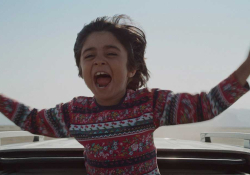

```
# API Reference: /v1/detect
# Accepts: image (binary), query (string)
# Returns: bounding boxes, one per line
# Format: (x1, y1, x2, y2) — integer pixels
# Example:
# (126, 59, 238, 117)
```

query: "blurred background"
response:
(0, 0, 250, 146)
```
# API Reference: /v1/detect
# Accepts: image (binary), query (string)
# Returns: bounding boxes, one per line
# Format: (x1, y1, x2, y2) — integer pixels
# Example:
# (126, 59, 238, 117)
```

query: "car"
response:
(0, 131, 250, 175)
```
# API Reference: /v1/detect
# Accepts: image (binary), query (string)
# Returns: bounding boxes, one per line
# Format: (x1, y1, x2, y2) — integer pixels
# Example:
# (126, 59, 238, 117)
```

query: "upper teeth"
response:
(95, 72, 108, 76)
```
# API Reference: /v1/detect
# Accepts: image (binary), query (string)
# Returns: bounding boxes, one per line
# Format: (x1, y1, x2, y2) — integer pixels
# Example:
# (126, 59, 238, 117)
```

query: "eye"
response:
(107, 53, 117, 56)
(85, 55, 94, 59)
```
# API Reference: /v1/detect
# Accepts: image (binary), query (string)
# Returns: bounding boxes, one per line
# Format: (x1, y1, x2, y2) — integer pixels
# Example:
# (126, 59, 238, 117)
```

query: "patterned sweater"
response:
(0, 73, 249, 175)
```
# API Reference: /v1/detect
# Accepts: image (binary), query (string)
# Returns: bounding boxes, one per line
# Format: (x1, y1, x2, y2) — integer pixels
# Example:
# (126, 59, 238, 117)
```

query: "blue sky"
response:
(0, 0, 250, 111)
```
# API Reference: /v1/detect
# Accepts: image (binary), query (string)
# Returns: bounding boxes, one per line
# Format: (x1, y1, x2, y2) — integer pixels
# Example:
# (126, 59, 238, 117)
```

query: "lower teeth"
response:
(97, 84, 106, 88)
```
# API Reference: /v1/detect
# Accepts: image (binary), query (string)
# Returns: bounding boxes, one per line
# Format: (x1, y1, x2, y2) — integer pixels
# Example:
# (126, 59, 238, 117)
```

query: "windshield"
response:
(0, 0, 250, 148)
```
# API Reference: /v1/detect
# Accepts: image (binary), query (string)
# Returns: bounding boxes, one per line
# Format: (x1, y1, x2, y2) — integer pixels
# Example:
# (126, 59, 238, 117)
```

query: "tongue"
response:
(96, 77, 111, 87)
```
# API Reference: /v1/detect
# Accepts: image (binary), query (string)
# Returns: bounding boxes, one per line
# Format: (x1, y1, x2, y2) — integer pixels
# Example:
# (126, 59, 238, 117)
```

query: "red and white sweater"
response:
(0, 73, 249, 175)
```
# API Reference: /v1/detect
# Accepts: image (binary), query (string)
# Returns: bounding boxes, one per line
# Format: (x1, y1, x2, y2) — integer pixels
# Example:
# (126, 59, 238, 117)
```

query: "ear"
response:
(128, 70, 137, 78)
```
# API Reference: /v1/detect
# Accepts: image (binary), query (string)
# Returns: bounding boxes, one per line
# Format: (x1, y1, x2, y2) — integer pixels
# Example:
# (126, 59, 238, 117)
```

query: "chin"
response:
(94, 92, 113, 100)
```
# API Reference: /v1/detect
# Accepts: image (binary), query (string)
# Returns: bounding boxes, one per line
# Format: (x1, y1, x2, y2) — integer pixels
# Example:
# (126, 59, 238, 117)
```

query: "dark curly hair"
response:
(74, 14, 150, 91)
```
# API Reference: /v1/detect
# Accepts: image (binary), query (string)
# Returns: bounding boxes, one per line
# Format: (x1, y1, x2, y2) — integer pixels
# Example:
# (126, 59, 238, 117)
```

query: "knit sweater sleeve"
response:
(153, 73, 249, 128)
(0, 95, 71, 138)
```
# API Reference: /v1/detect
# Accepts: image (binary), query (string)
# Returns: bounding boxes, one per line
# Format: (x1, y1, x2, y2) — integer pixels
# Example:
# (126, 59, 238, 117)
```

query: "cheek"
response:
(117, 67, 129, 83)
(80, 62, 84, 77)
(80, 62, 90, 80)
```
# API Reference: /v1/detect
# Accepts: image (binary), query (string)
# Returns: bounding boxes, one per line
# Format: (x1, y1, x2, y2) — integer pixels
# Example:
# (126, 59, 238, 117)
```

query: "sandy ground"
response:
(1, 125, 250, 146)
(154, 125, 250, 146)
(0, 125, 56, 145)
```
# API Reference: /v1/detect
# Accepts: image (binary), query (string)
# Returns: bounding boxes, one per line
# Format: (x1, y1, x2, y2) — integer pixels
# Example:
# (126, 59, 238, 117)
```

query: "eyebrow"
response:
(82, 47, 95, 55)
(104, 45, 121, 52)
(82, 45, 121, 55)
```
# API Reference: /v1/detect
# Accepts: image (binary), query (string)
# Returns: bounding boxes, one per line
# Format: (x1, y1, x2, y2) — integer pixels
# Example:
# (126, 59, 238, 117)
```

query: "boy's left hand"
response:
(234, 49, 250, 86)
(246, 50, 250, 61)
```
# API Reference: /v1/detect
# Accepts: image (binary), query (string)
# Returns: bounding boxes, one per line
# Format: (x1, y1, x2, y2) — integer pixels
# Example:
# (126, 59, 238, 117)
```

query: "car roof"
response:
(1, 137, 250, 153)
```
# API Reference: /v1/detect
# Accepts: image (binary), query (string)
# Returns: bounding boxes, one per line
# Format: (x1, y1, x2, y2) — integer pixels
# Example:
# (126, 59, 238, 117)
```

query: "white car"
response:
(0, 131, 250, 174)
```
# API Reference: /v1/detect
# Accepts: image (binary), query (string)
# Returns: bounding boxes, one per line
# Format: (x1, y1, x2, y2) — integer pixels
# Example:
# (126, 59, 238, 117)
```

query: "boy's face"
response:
(80, 31, 136, 106)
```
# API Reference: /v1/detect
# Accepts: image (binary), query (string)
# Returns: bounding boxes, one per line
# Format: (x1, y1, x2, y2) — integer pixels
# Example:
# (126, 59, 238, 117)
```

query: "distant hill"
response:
(0, 113, 15, 125)
(198, 108, 250, 128)
(0, 113, 15, 126)
(0, 108, 250, 127)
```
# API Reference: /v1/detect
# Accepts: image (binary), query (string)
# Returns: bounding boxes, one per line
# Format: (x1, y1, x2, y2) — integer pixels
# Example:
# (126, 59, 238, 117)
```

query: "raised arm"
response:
(0, 95, 71, 138)
(234, 51, 250, 86)
(153, 72, 249, 128)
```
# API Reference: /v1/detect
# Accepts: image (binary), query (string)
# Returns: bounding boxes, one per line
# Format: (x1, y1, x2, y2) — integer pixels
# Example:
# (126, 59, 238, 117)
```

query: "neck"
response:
(95, 90, 126, 106)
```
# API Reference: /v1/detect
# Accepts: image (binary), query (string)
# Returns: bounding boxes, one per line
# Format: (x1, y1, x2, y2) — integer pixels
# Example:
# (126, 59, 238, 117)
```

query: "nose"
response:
(94, 61, 106, 66)
(94, 57, 106, 66)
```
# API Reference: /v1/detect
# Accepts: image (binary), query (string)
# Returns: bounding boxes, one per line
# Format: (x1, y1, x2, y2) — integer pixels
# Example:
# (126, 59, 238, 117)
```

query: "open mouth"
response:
(94, 72, 112, 88)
